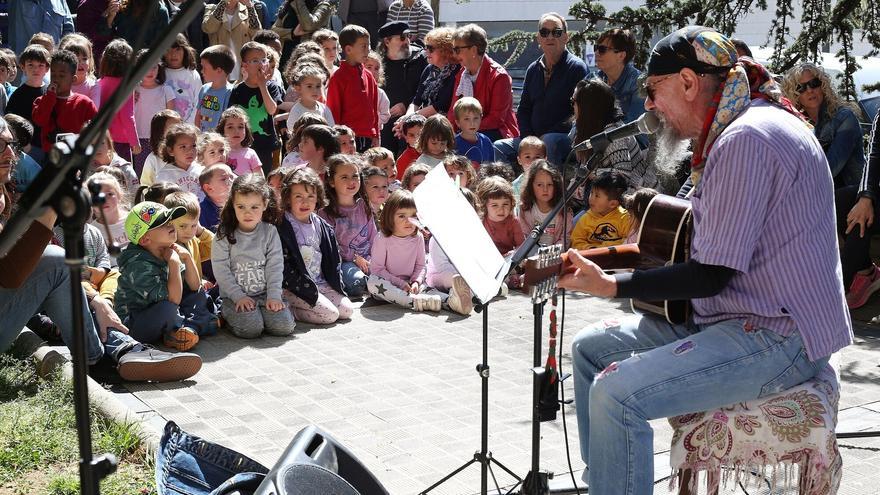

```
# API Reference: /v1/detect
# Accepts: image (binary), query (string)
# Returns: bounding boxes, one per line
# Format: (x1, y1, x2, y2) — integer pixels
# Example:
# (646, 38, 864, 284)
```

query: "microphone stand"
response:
(510, 150, 605, 495)
(0, 3, 204, 494)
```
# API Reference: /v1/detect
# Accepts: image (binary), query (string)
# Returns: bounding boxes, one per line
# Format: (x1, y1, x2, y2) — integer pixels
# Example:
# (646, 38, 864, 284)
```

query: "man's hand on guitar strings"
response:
(558, 249, 618, 298)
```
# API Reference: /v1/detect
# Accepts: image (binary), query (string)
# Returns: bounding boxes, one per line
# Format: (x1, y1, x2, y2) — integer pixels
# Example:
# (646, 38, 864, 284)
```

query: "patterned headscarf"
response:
(646, 27, 808, 185)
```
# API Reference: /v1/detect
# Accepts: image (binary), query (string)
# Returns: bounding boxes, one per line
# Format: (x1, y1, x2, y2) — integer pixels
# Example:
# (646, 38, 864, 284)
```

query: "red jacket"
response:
(447, 56, 519, 139)
(326, 62, 380, 139)
(32, 92, 98, 152)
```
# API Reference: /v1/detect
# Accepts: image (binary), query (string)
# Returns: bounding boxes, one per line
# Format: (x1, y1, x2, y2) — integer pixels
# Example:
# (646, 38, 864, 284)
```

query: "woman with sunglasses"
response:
(446, 23, 518, 142)
(593, 28, 646, 125)
(392, 27, 459, 138)
(782, 62, 865, 189)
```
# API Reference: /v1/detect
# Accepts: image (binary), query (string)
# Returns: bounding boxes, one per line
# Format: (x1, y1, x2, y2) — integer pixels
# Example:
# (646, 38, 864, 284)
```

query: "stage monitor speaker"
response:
(254, 425, 390, 495)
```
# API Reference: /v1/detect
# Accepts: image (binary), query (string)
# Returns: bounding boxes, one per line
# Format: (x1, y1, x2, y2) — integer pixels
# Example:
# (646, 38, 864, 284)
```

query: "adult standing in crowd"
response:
(9, 0, 75, 82)
(377, 21, 427, 153)
(203, 0, 263, 81)
(165, 0, 209, 56)
(447, 24, 518, 142)
(98, 0, 171, 50)
(0, 118, 201, 382)
(271, 0, 336, 69)
(76, 0, 114, 68)
(594, 28, 645, 124)
(835, 110, 879, 309)
(782, 62, 866, 189)
(338, 0, 392, 44)
(564, 26, 851, 493)
(385, 0, 434, 46)
(393, 26, 459, 138)
(494, 13, 588, 168)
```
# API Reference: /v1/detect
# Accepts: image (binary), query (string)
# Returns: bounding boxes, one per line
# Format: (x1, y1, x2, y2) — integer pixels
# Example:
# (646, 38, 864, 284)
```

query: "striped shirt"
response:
(690, 99, 853, 361)
(387, 0, 434, 44)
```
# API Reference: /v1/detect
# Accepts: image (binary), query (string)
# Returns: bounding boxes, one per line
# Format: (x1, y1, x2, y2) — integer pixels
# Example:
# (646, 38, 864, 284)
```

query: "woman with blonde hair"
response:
(782, 62, 865, 188)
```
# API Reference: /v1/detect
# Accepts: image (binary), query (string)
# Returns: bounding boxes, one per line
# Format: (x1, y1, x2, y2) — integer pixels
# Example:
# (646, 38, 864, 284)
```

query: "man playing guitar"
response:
(559, 27, 853, 494)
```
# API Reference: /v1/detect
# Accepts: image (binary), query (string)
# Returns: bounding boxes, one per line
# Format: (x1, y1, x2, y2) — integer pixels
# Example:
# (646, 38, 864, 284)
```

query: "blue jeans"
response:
(156, 421, 268, 495)
(493, 132, 573, 171)
(0, 245, 137, 364)
(340, 261, 367, 297)
(571, 315, 828, 494)
(126, 288, 218, 344)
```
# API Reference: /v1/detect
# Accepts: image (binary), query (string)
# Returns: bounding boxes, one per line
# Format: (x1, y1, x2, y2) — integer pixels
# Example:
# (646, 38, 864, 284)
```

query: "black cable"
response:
(557, 291, 582, 494)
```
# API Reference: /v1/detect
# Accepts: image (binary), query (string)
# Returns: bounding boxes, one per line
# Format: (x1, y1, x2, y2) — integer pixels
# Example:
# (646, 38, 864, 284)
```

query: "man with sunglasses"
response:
(594, 28, 646, 127)
(377, 20, 427, 154)
(446, 24, 518, 143)
(493, 12, 588, 171)
(560, 26, 852, 493)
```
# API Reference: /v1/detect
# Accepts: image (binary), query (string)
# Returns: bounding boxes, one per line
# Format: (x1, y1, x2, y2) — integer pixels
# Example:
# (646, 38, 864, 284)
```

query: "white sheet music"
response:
(413, 166, 508, 305)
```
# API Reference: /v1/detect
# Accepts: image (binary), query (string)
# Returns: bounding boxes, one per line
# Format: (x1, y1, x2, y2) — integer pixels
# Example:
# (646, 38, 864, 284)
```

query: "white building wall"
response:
(438, 0, 874, 56)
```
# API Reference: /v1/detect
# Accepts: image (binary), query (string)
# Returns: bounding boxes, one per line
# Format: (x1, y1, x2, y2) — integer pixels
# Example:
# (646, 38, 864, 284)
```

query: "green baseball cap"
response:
(125, 201, 187, 245)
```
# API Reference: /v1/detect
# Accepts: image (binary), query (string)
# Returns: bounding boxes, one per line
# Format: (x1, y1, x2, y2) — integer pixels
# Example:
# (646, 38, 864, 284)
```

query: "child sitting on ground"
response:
(402, 163, 430, 191)
(298, 124, 340, 179)
(511, 136, 546, 204)
(570, 171, 632, 250)
(361, 166, 390, 216)
(333, 124, 356, 154)
(141, 110, 182, 186)
(415, 114, 455, 167)
(114, 201, 219, 351)
(363, 147, 400, 191)
(285, 64, 335, 132)
(452, 97, 494, 167)
(517, 160, 573, 248)
(367, 189, 442, 312)
(277, 168, 354, 324)
(442, 155, 477, 189)
(164, 191, 215, 282)
(199, 164, 235, 233)
(213, 174, 297, 338)
(87, 173, 131, 264)
(425, 187, 477, 316)
(478, 176, 524, 256)
(396, 113, 425, 179)
(217, 107, 263, 177)
(318, 154, 377, 298)
(155, 123, 204, 199)
(197, 131, 229, 169)
(281, 113, 328, 168)
(624, 187, 658, 243)
(89, 130, 139, 198)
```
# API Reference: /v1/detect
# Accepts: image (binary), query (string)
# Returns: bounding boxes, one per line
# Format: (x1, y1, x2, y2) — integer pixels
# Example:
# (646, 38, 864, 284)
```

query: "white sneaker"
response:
(426, 294, 442, 312)
(498, 282, 509, 298)
(412, 295, 424, 311)
(447, 275, 474, 315)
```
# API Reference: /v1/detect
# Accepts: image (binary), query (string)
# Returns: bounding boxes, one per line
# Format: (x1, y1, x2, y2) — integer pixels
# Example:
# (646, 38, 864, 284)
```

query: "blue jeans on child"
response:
(156, 421, 268, 495)
(493, 132, 573, 171)
(125, 288, 218, 344)
(341, 261, 367, 297)
(571, 314, 828, 494)
(0, 246, 137, 364)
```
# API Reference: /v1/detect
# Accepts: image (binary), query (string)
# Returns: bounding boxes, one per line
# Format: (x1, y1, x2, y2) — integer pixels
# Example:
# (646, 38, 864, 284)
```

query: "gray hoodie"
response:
(211, 222, 284, 303)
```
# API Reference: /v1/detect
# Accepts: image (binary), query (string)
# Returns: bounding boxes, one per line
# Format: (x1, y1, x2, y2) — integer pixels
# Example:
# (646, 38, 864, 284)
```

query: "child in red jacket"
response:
(326, 25, 379, 153)
(32, 50, 97, 152)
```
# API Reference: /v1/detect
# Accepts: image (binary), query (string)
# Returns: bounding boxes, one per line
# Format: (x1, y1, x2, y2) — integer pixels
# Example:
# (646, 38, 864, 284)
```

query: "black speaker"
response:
(254, 425, 389, 495)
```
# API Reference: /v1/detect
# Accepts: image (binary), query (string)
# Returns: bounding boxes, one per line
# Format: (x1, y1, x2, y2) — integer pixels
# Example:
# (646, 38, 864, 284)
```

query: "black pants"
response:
(836, 185, 880, 287)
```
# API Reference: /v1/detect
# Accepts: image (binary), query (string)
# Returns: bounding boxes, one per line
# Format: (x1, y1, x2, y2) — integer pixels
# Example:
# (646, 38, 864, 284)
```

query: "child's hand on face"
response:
(235, 296, 256, 312)
(266, 298, 285, 312)
(47, 83, 58, 94)
(171, 243, 192, 263)
(162, 245, 182, 265)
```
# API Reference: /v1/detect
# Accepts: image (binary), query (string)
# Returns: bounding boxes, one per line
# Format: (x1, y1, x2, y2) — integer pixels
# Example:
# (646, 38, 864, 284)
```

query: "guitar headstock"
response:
(522, 244, 564, 303)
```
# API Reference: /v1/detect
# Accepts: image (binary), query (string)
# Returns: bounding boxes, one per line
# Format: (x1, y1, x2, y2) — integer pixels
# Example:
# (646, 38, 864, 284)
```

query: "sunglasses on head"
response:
(539, 28, 565, 38)
(796, 77, 822, 93)
(595, 45, 621, 55)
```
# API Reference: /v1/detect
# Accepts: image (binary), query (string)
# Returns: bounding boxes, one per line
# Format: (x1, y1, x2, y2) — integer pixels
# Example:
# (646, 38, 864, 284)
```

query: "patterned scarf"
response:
(420, 63, 460, 108)
(684, 32, 808, 185)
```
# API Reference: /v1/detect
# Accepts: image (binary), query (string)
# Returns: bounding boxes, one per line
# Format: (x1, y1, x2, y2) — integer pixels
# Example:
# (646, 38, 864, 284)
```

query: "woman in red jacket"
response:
(446, 24, 519, 142)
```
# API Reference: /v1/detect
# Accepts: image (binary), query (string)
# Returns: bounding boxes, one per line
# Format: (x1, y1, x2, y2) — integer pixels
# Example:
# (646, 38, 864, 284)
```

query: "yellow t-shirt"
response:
(570, 206, 633, 249)
(182, 228, 214, 280)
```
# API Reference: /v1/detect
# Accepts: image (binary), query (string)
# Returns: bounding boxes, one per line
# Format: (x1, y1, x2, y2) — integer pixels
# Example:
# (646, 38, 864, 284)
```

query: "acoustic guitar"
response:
(523, 194, 694, 324)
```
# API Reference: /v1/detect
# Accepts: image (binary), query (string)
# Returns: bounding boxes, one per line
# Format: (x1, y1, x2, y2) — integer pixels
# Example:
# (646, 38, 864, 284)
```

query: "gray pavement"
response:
(109, 292, 880, 495)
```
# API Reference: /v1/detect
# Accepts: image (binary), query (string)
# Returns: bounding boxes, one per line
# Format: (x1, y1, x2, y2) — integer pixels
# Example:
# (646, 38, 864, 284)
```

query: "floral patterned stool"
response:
(668, 359, 842, 495)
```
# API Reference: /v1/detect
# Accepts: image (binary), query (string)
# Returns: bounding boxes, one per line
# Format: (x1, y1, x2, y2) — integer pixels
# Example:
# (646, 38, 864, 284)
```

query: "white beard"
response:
(650, 116, 691, 177)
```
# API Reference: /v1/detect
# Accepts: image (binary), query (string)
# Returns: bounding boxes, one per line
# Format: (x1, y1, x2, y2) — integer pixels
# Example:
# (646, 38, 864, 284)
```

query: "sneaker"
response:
(447, 275, 474, 315)
(412, 295, 424, 312)
(498, 282, 509, 298)
(847, 265, 880, 309)
(424, 294, 442, 312)
(163, 327, 199, 351)
(117, 346, 202, 382)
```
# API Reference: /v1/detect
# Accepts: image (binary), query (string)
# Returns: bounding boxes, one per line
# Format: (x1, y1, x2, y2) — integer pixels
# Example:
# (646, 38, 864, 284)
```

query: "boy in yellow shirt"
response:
(570, 171, 632, 249)
(164, 192, 215, 284)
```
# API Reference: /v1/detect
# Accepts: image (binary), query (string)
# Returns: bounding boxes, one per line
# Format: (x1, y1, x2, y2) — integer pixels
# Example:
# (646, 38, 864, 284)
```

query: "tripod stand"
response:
(420, 298, 522, 495)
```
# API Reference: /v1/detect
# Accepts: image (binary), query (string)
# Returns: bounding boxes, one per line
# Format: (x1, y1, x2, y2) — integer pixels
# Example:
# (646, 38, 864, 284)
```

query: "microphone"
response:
(572, 112, 661, 153)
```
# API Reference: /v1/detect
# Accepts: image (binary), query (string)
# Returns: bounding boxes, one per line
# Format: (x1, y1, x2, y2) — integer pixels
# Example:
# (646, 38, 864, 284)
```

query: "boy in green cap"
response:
(115, 201, 219, 351)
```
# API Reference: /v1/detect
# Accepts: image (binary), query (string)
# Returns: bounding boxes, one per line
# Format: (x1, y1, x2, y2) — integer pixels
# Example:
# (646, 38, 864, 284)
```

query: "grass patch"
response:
(0, 354, 156, 494)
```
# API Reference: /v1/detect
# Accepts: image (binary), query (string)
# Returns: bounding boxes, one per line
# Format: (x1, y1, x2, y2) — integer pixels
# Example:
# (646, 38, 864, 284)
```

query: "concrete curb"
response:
(16, 329, 163, 455)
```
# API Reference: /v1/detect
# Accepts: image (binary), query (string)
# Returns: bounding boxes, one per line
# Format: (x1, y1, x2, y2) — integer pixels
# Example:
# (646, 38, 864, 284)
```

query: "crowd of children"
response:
(3, 25, 659, 353)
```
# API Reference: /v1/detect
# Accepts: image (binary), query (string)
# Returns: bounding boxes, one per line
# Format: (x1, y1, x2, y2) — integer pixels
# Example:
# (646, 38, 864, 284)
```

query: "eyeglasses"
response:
(453, 45, 474, 54)
(0, 138, 19, 154)
(538, 28, 565, 38)
(425, 44, 436, 53)
(640, 73, 677, 101)
(595, 45, 622, 55)
(246, 58, 269, 65)
(796, 77, 822, 93)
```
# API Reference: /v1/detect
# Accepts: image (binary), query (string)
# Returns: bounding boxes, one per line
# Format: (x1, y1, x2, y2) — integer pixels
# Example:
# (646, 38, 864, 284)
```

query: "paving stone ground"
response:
(110, 292, 880, 495)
